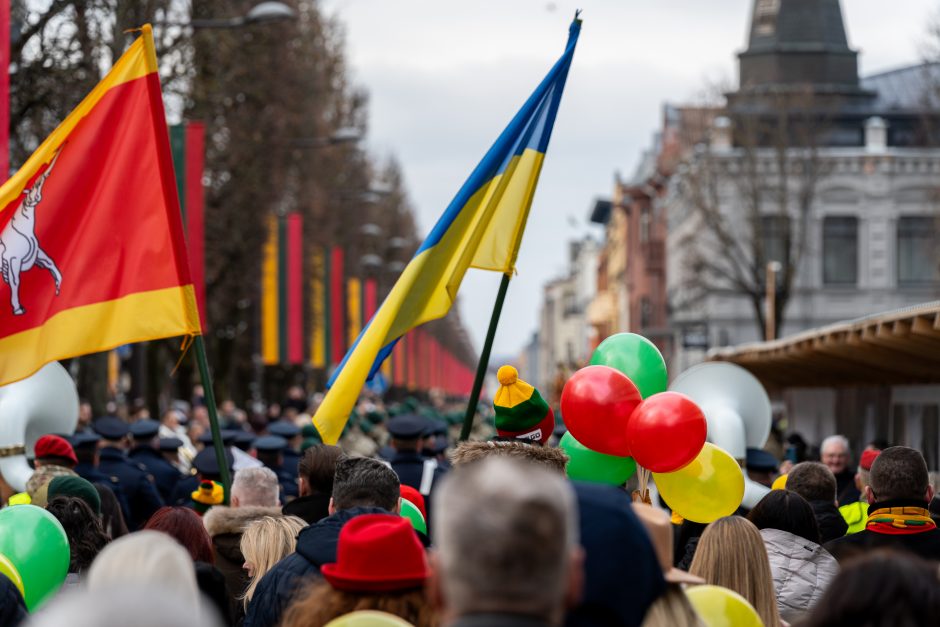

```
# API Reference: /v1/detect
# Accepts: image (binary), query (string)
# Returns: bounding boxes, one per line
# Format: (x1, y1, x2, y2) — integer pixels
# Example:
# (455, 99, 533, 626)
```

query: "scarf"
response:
(866, 506, 937, 535)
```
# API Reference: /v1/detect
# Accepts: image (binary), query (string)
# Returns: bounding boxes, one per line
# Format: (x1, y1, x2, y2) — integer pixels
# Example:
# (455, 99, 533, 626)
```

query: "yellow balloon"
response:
(685, 585, 764, 627)
(772, 473, 788, 490)
(0, 553, 25, 599)
(653, 443, 744, 523)
(324, 611, 415, 627)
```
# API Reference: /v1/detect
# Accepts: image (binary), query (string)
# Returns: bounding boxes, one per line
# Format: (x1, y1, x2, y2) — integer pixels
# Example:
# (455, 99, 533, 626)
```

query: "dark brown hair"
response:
(282, 579, 438, 627)
(870, 446, 929, 502)
(747, 489, 821, 544)
(802, 550, 940, 627)
(46, 496, 109, 573)
(298, 445, 345, 494)
(786, 462, 837, 502)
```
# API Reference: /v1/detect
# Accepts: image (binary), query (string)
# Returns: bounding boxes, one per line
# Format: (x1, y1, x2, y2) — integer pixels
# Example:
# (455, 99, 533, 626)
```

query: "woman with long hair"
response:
(239, 515, 306, 609)
(689, 516, 782, 627)
(282, 514, 437, 627)
(143, 506, 215, 564)
(747, 489, 838, 622)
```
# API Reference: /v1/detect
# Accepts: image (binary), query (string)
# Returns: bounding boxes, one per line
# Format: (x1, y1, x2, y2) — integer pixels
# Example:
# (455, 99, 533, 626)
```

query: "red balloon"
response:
(561, 365, 642, 456)
(626, 392, 707, 473)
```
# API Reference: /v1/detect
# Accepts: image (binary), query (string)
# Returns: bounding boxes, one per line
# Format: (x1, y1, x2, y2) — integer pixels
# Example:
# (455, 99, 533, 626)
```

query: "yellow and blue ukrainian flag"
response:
(314, 16, 582, 443)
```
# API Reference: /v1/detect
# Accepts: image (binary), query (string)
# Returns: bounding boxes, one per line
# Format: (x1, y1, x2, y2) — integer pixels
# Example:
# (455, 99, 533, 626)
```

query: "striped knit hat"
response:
(493, 365, 555, 445)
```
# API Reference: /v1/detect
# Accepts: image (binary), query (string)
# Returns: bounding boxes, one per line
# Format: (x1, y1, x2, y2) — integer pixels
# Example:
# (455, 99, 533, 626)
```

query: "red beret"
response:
(34, 434, 78, 465)
(860, 449, 881, 471)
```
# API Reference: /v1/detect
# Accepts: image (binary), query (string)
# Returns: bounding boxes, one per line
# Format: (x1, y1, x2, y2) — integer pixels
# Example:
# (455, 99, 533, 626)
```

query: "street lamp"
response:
(190, 2, 296, 29)
(765, 260, 782, 341)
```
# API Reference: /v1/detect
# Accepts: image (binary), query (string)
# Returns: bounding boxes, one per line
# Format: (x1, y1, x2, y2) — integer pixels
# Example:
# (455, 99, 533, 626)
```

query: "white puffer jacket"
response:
(761, 528, 839, 623)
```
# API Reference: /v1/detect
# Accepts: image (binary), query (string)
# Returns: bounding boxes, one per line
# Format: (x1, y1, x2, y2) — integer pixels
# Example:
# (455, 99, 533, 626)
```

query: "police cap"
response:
(252, 435, 288, 453)
(192, 446, 234, 476)
(129, 419, 160, 440)
(268, 421, 300, 439)
(746, 447, 779, 473)
(92, 417, 129, 441)
(387, 414, 428, 440)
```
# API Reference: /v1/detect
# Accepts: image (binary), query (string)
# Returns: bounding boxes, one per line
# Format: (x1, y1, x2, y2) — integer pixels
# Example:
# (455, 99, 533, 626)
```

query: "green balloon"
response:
(560, 432, 636, 486)
(400, 498, 428, 535)
(590, 333, 668, 399)
(0, 505, 70, 610)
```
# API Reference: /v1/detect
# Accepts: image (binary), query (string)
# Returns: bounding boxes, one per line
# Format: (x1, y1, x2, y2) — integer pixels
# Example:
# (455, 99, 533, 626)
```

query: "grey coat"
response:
(761, 528, 839, 623)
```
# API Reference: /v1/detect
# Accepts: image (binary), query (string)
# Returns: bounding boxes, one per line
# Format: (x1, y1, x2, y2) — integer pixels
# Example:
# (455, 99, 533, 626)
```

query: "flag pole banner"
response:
(0, 25, 201, 386)
(314, 17, 582, 443)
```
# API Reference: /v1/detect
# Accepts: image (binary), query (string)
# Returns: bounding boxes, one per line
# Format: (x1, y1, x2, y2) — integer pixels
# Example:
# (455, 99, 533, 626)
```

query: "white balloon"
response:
(669, 362, 772, 459)
(0, 362, 79, 492)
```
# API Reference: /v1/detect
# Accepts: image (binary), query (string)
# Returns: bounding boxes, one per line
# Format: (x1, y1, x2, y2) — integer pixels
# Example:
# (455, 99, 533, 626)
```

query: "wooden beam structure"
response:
(709, 301, 940, 387)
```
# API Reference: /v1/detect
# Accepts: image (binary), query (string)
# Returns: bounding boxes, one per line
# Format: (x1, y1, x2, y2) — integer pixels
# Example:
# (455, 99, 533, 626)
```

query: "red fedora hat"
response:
(321, 514, 430, 592)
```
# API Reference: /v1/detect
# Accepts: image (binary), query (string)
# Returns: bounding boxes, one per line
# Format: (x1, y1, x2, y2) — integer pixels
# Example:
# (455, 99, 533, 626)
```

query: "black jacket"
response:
(282, 493, 331, 525)
(129, 446, 184, 504)
(243, 506, 391, 627)
(565, 483, 664, 627)
(834, 468, 861, 506)
(0, 573, 27, 627)
(825, 498, 940, 563)
(809, 499, 849, 543)
(97, 447, 164, 529)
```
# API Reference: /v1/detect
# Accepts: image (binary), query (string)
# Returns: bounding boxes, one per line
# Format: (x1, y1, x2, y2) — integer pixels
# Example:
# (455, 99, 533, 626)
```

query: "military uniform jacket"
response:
(74, 461, 133, 526)
(98, 447, 164, 529)
(129, 446, 184, 504)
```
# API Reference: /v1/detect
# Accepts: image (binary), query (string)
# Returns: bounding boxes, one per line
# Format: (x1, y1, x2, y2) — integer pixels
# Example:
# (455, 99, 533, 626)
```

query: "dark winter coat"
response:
(243, 506, 391, 627)
(825, 498, 940, 563)
(809, 499, 849, 543)
(203, 504, 284, 619)
(281, 493, 331, 525)
(0, 573, 27, 627)
(565, 483, 664, 627)
(834, 468, 861, 506)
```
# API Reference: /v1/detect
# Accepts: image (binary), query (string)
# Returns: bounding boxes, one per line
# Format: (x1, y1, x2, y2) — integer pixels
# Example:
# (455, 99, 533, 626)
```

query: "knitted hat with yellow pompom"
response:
(191, 480, 225, 515)
(493, 365, 555, 445)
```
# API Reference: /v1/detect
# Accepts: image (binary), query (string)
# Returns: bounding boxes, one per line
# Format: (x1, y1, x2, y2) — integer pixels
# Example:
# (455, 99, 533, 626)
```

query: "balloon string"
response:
(632, 466, 652, 505)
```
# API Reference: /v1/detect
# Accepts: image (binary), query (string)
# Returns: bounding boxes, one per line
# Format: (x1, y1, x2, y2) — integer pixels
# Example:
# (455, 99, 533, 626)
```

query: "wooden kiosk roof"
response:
(709, 301, 940, 387)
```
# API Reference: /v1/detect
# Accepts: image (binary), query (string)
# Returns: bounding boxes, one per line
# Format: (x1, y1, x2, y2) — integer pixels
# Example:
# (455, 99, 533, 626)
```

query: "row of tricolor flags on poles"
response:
(258, 225, 477, 396)
(0, 17, 581, 447)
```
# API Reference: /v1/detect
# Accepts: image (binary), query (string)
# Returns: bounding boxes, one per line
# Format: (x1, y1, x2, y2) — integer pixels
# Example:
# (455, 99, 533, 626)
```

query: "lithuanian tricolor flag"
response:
(0, 25, 201, 385)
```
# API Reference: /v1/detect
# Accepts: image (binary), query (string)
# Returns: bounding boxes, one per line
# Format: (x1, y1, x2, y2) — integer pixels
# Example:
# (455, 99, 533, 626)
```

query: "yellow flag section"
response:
(0, 25, 200, 385)
(314, 18, 581, 443)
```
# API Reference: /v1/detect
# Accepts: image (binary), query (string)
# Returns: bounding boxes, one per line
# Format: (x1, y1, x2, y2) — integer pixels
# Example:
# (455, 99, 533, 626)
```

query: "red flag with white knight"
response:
(0, 24, 201, 386)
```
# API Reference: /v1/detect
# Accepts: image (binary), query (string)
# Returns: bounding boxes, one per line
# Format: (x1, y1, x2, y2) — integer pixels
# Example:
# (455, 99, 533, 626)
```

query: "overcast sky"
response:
(321, 0, 937, 358)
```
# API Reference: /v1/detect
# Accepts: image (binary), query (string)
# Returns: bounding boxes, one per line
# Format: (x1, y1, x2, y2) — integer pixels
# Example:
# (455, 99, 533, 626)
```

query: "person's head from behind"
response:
(432, 456, 582, 625)
(855, 449, 880, 493)
(867, 446, 933, 505)
(231, 467, 280, 508)
(87, 530, 199, 609)
(45, 496, 110, 573)
(821, 435, 851, 475)
(298, 445, 344, 497)
(688, 516, 780, 627)
(281, 514, 435, 627)
(239, 515, 306, 608)
(641, 583, 705, 627)
(786, 461, 837, 504)
(747, 489, 821, 544)
(330, 456, 400, 514)
(143, 506, 214, 564)
(801, 550, 940, 627)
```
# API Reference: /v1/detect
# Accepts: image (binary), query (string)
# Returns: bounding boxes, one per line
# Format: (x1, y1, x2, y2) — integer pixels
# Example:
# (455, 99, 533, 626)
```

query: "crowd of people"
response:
(2, 381, 940, 627)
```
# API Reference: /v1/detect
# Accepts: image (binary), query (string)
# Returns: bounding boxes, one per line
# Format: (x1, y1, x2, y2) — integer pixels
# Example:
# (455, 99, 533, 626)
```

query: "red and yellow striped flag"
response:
(0, 25, 201, 385)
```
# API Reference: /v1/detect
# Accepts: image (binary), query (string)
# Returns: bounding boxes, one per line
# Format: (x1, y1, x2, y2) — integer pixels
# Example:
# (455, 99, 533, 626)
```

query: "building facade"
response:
(665, 0, 940, 372)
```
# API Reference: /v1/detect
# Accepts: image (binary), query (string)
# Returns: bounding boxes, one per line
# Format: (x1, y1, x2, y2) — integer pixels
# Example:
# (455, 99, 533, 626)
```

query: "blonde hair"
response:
(689, 516, 782, 627)
(239, 515, 306, 607)
(642, 583, 705, 627)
